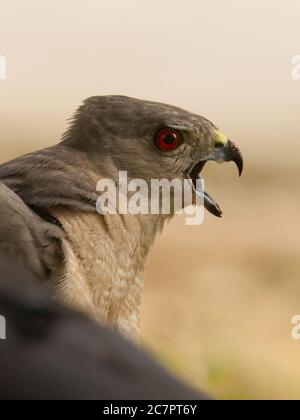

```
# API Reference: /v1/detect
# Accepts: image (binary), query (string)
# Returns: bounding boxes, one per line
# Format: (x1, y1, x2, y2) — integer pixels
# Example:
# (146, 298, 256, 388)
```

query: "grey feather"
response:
(0, 182, 65, 279)
(0, 145, 98, 212)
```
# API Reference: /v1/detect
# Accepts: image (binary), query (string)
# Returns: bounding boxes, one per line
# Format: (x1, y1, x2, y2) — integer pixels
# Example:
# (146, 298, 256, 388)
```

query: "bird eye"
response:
(155, 128, 182, 152)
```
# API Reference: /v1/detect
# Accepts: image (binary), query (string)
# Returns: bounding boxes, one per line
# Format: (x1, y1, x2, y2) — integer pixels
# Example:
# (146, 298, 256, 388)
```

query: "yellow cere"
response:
(214, 130, 229, 146)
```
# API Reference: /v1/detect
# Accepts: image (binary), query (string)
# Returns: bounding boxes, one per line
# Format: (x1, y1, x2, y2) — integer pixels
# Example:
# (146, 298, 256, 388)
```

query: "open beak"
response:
(189, 140, 243, 217)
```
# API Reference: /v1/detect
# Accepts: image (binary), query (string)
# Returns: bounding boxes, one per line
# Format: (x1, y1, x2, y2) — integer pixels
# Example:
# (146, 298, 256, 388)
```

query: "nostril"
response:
(214, 142, 224, 149)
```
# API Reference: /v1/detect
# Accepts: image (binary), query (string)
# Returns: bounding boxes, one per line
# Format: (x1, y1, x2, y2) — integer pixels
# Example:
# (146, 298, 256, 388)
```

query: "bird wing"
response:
(0, 181, 65, 279)
(0, 144, 98, 212)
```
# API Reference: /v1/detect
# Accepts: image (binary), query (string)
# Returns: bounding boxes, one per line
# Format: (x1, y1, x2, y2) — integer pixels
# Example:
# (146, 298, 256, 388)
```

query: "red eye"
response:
(155, 128, 182, 152)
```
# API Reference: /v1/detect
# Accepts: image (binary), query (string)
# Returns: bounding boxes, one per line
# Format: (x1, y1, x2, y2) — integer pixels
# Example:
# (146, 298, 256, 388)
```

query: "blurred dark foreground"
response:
(0, 251, 208, 401)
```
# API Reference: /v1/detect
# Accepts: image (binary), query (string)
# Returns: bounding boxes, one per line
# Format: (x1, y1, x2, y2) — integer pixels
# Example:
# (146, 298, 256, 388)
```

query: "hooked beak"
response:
(222, 140, 244, 177)
(189, 134, 243, 218)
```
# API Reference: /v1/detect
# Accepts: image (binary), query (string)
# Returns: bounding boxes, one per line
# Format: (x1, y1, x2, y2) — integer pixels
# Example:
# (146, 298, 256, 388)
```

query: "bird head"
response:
(66, 95, 243, 218)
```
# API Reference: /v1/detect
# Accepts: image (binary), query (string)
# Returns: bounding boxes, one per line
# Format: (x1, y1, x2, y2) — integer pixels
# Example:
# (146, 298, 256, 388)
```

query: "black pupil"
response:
(164, 133, 175, 144)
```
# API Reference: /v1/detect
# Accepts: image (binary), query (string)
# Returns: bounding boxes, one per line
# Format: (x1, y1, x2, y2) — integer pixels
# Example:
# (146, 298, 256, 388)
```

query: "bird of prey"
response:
(0, 96, 243, 340)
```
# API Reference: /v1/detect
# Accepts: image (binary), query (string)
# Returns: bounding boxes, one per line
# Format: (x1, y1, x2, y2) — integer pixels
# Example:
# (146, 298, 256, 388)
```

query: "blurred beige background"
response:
(1, 0, 300, 399)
